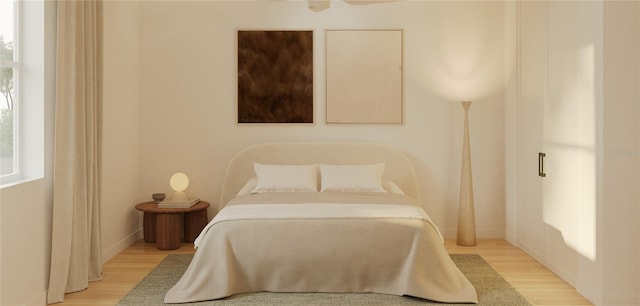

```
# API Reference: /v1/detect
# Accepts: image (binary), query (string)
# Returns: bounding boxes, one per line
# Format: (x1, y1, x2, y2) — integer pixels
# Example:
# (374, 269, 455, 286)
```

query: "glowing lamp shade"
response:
(170, 172, 189, 192)
(169, 172, 189, 202)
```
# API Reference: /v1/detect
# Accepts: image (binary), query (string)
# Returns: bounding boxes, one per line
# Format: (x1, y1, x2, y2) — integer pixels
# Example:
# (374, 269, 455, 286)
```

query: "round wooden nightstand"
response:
(135, 201, 210, 250)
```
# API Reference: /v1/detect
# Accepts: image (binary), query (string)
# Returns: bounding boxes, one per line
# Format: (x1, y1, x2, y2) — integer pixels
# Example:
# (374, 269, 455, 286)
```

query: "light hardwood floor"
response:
(58, 238, 592, 306)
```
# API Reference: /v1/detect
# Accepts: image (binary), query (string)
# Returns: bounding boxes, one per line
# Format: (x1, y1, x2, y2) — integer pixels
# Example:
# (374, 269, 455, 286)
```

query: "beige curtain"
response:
(47, 0, 103, 304)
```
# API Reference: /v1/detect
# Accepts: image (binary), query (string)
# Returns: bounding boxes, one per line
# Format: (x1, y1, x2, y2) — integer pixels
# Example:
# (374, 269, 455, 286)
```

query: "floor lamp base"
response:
(457, 100, 477, 247)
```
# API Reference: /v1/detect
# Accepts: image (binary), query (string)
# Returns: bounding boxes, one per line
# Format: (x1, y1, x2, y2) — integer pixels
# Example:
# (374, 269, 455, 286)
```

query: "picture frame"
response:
(325, 30, 403, 124)
(237, 30, 314, 124)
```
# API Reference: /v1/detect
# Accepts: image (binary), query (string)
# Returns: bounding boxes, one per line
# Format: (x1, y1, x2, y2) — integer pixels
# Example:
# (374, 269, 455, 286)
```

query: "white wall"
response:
(101, 0, 144, 263)
(0, 1, 507, 304)
(600, 2, 639, 304)
(0, 181, 52, 306)
(0, 2, 146, 304)
(503, 1, 518, 243)
(0, 2, 56, 305)
(131, 0, 507, 237)
(0, 2, 507, 305)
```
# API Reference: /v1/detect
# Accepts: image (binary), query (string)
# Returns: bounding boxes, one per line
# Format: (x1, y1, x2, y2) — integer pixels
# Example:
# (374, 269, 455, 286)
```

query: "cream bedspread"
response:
(164, 193, 478, 304)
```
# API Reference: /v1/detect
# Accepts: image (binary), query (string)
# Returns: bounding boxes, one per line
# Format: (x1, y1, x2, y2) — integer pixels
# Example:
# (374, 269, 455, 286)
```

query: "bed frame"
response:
(219, 142, 420, 206)
(166, 142, 479, 304)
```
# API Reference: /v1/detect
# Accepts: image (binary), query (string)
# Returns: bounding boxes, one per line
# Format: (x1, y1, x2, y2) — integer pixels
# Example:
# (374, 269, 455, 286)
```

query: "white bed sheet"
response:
(164, 192, 478, 304)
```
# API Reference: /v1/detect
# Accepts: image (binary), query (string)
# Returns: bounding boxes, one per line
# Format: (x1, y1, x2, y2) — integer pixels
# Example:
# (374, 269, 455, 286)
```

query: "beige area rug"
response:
(118, 254, 531, 305)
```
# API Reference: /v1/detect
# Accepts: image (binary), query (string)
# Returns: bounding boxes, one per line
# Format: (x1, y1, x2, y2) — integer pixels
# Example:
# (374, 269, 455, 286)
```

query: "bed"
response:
(164, 142, 478, 304)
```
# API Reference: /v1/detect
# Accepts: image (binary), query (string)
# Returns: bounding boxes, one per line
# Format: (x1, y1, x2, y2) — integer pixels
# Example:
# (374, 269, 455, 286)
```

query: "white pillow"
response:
(237, 177, 257, 196)
(382, 180, 405, 194)
(319, 163, 385, 192)
(251, 163, 318, 193)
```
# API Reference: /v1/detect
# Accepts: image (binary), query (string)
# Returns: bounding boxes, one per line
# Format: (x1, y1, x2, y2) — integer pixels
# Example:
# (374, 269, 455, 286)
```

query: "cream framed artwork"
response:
(325, 30, 403, 124)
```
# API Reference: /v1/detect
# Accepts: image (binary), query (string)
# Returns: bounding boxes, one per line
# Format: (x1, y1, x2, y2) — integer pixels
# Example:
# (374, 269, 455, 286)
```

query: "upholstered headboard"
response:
(220, 142, 420, 206)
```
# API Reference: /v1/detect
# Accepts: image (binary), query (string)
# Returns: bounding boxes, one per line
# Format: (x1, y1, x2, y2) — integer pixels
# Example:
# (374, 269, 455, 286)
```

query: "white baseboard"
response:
(504, 231, 518, 246)
(602, 295, 640, 306)
(518, 240, 578, 287)
(102, 228, 141, 264)
(443, 227, 505, 239)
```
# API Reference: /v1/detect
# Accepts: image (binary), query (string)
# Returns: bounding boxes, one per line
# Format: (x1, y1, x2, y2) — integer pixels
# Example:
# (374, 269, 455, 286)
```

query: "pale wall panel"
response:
(134, 1, 507, 237)
(326, 30, 402, 124)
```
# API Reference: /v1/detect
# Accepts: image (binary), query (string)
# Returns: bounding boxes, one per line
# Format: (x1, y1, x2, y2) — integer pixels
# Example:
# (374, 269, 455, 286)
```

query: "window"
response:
(0, 0, 18, 182)
(0, 0, 46, 187)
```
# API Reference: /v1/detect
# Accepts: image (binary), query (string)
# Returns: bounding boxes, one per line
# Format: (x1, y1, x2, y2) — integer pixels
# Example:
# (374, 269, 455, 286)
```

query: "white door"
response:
(518, 1, 600, 286)
(542, 1, 600, 282)
(517, 1, 547, 260)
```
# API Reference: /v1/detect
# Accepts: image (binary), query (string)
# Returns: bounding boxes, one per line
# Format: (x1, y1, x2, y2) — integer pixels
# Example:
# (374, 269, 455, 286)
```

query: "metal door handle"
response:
(538, 152, 546, 177)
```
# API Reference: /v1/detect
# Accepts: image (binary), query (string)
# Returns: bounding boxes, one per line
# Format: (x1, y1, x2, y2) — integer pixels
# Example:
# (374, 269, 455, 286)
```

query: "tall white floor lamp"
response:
(457, 101, 477, 246)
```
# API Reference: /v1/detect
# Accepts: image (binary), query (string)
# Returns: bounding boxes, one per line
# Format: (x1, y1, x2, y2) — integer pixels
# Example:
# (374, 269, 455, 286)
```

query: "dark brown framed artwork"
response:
(237, 30, 314, 124)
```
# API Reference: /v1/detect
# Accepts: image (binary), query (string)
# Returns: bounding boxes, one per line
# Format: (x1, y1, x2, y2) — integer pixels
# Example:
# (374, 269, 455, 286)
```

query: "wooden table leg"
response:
(143, 212, 156, 243)
(155, 213, 182, 250)
(184, 209, 208, 243)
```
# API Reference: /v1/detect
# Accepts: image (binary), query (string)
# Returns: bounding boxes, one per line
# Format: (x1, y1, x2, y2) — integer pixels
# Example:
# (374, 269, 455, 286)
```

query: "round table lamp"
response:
(169, 172, 189, 202)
